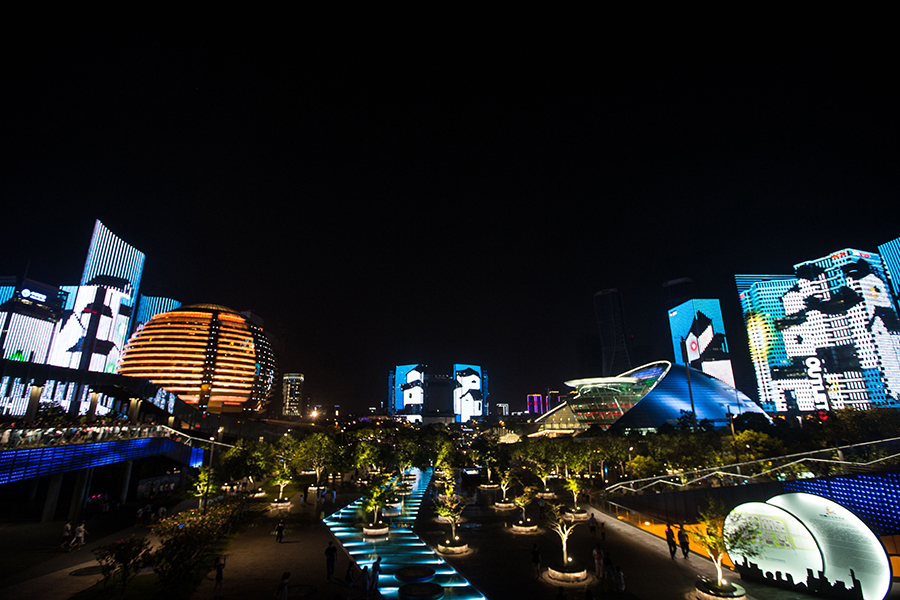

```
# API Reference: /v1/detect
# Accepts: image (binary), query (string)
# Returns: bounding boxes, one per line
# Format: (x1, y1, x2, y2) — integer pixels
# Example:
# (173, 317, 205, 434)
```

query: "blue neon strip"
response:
(0, 438, 204, 484)
(324, 468, 487, 600)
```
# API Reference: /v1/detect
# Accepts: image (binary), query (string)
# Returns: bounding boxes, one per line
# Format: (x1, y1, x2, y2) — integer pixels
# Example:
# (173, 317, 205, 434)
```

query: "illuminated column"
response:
(87, 391, 100, 422)
(118, 461, 133, 505)
(128, 398, 141, 422)
(25, 382, 43, 424)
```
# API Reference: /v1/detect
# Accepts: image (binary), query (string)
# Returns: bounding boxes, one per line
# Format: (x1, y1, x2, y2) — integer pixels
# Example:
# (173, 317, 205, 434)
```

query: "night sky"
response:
(2, 14, 898, 413)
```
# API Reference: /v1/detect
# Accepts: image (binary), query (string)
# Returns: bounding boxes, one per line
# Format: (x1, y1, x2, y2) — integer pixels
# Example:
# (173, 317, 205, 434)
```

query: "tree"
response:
(363, 476, 395, 525)
(545, 503, 580, 565)
(691, 500, 760, 588)
(93, 535, 150, 592)
(627, 455, 663, 479)
(271, 436, 300, 500)
(218, 439, 273, 484)
(513, 486, 536, 521)
(299, 433, 338, 485)
(435, 490, 470, 540)
(499, 468, 518, 501)
(564, 477, 586, 508)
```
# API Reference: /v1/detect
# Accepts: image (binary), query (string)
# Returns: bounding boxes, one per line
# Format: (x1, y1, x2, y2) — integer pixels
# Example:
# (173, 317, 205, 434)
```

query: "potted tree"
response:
(435, 491, 470, 554)
(691, 500, 760, 599)
(545, 503, 587, 582)
(563, 478, 588, 521)
(511, 487, 538, 532)
(362, 477, 394, 536)
(493, 469, 518, 510)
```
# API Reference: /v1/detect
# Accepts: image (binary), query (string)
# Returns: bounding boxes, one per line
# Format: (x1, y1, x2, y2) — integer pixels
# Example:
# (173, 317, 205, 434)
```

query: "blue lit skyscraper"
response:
(878, 236, 900, 307)
(134, 295, 182, 332)
(667, 298, 735, 387)
(81, 220, 145, 303)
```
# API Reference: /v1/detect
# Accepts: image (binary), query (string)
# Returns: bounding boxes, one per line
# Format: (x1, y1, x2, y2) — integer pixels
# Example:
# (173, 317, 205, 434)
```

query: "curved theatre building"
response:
(540, 361, 768, 433)
(116, 304, 275, 414)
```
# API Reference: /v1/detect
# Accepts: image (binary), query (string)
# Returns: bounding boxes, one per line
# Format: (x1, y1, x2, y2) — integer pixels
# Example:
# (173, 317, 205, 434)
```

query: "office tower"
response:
(134, 296, 182, 333)
(737, 249, 900, 414)
(388, 364, 488, 422)
(81, 220, 145, 303)
(667, 298, 735, 387)
(282, 373, 305, 417)
(117, 304, 276, 414)
(878, 236, 900, 306)
(0, 279, 68, 364)
(453, 364, 484, 422)
(527, 393, 544, 414)
(593, 289, 632, 377)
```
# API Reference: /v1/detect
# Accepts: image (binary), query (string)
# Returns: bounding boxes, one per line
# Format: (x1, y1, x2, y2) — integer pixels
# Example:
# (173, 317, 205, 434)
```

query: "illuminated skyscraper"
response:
(388, 364, 488, 422)
(282, 373, 305, 417)
(593, 289, 632, 377)
(737, 248, 900, 414)
(667, 298, 735, 387)
(81, 220, 145, 303)
(878, 236, 900, 306)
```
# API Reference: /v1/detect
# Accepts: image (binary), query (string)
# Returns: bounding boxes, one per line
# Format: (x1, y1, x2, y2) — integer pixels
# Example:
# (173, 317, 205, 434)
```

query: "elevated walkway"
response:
(0, 436, 205, 485)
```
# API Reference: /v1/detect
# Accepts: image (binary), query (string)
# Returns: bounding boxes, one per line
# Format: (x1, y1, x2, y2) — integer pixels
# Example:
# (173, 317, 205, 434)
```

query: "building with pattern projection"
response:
(116, 304, 276, 414)
(737, 245, 900, 415)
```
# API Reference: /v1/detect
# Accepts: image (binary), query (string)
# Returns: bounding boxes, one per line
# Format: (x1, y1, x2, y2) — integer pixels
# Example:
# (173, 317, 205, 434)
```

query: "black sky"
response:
(2, 13, 898, 412)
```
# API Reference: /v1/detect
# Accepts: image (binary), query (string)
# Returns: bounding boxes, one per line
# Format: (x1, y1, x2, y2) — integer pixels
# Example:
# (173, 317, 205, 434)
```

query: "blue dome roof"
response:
(611, 362, 768, 430)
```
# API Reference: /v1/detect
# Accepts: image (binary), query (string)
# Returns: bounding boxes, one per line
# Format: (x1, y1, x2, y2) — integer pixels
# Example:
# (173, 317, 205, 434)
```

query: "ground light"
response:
(324, 468, 487, 600)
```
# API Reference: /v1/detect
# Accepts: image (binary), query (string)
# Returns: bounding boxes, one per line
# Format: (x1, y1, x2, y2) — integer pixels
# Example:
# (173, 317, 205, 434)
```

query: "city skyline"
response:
(2, 16, 898, 412)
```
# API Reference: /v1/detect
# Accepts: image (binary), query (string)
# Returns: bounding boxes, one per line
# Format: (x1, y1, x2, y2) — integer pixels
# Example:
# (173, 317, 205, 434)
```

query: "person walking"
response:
(599, 521, 606, 540)
(360, 566, 372, 598)
(61, 521, 72, 550)
(372, 556, 382, 590)
(615, 566, 625, 592)
(665, 524, 677, 559)
(588, 513, 597, 538)
(213, 555, 226, 599)
(325, 540, 338, 581)
(678, 527, 690, 558)
(275, 572, 290, 600)
(68, 522, 88, 551)
(345, 560, 357, 587)
(592, 543, 603, 578)
(275, 518, 285, 543)
(531, 543, 542, 579)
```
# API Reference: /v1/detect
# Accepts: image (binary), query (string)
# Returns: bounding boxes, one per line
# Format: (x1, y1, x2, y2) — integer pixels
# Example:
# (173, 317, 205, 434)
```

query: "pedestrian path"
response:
(324, 468, 487, 600)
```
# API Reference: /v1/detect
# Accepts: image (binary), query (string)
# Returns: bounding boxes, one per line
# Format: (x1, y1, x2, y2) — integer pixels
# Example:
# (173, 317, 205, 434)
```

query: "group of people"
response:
(0, 422, 171, 450)
(591, 543, 626, 593)
(326, 540, 382, 598)
(60, 521, 88, 552)
(665, 523, 691, 559)
(135, 503, 167, 526)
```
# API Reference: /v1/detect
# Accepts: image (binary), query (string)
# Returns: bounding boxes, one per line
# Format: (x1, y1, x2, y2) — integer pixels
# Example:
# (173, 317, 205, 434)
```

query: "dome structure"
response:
(563, 361, 768, 431)
(116, 304, 275, 414)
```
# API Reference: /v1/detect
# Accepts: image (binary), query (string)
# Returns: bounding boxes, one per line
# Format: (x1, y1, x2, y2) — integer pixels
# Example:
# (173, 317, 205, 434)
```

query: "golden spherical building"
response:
(116, 304, 276, 414)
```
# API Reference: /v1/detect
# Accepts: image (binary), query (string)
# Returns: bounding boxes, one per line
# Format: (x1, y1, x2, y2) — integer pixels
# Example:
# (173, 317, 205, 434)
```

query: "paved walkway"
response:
(5, 481, 898, 599)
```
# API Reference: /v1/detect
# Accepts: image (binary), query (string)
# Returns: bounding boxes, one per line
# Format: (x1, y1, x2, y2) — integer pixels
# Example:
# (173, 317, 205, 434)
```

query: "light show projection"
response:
(728, 492, 891, 600)
(394, 364, 425, 411)
(738, 248, 900, 414)
(47, 285, 131, 373)
(668, 299, 735, 387)
(453, 364, 483, 422)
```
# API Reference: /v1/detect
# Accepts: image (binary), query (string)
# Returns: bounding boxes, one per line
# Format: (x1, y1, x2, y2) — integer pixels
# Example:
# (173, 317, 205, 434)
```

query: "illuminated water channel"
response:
(324, 468, 487, 600)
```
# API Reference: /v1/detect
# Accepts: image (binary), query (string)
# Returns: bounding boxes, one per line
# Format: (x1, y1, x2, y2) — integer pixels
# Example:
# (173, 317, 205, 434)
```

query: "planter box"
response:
(493, 502, 516, 510)
(511, 521, 538, 533)
(363, 524, 390, 536)
(547, 563, 588, 582)
(437, 541, 468, 554)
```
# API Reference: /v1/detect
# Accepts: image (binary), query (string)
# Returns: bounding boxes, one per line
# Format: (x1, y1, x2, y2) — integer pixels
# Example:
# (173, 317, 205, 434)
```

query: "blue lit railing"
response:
(324, 468, 487, 600)
(0, 437, 204, 485)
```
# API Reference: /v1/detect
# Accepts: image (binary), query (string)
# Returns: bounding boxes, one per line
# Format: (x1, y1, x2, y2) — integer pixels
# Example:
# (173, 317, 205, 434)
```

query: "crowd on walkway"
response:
(0, 422, 172, 450)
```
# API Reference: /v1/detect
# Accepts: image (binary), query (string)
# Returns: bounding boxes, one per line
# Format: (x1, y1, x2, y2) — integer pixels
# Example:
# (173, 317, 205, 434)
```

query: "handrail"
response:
(606, 435, 900, 494)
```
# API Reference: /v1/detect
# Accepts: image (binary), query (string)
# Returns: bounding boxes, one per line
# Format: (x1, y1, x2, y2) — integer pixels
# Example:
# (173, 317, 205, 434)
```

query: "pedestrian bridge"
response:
(0, 428, 206, 485)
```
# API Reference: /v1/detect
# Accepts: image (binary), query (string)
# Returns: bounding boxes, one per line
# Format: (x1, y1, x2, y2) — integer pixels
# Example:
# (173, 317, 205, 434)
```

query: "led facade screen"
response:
(453, 364, 483, 422)
(394, 364, 425, 411)
(668, 299, 735, 387)
(739, 249, 900, 414)
(47, 285, 131, 373)
(729, 493, 891, 600)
